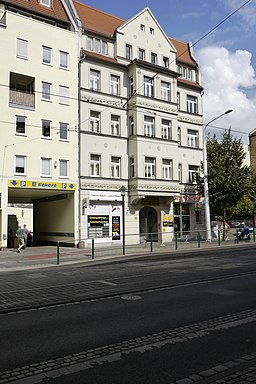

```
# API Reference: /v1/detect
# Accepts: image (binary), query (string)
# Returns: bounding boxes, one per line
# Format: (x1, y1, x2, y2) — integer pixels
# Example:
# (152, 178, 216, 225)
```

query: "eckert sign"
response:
(89, 191, 122, 201)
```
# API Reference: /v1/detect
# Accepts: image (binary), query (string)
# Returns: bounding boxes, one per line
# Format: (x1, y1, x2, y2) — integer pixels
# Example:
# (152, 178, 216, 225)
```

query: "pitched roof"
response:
(2, 0, 70, 23)
(74, 0, 125, 38)
(74, 1, 197, 67)
(169, 38, 197, 67)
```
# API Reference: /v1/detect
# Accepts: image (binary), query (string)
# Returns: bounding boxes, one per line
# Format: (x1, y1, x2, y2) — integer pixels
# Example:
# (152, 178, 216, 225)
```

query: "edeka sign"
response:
(8, 180, 76, 190)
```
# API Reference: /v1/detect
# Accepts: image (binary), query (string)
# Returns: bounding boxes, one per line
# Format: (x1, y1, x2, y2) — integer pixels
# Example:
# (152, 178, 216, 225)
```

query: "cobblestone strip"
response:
(1, 309, 256, 383)
(170, 353, 256, 383)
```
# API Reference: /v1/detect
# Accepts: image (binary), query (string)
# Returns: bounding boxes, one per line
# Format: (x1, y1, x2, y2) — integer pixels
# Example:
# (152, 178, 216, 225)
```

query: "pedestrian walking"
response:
(23, 224, 29, 249)
(16, 226, 24, 253)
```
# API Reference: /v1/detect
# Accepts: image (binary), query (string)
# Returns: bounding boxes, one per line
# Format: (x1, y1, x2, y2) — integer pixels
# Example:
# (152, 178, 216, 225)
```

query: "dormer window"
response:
(40, 0, 51, 7)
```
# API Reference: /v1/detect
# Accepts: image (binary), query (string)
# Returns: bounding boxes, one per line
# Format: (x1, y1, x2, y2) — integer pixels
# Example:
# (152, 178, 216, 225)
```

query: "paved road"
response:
(1, 247, 256, 383)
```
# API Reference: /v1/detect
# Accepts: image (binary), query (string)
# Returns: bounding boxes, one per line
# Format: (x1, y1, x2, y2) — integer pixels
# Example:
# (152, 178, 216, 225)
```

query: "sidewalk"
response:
(0, 238, 254, 272)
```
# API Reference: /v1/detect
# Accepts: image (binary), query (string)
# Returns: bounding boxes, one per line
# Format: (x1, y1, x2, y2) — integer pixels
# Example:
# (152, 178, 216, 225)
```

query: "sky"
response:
(78, 0, 256, 143)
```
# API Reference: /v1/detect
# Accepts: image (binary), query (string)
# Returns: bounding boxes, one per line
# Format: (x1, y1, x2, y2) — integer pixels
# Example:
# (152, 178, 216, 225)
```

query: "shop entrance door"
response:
(139, 207, 158, 241)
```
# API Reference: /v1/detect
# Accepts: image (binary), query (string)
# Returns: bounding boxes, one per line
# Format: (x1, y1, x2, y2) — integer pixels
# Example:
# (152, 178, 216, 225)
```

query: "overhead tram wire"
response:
(0, 0, 251, 134)
(122, 0, 252, 108)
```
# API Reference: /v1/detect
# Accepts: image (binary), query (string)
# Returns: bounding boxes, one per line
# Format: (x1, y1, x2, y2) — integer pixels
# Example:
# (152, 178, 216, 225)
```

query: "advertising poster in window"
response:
(112, 216, 120, 240)
(162, 215, 173, 233)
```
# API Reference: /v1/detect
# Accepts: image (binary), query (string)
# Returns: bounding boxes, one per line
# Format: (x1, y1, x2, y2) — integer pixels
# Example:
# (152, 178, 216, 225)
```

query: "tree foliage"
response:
(197, 130, 252, 219)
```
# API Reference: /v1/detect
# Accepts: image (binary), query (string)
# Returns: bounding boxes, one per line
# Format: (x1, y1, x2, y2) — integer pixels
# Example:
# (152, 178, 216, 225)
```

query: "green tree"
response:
(197, 130, 252, 221)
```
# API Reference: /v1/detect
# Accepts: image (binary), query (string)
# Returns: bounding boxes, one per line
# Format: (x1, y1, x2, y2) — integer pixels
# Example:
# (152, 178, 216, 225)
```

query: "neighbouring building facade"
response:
(74, 3, 204, 246)
(0, 0, 80, 247)
(0, 0, 205, 249)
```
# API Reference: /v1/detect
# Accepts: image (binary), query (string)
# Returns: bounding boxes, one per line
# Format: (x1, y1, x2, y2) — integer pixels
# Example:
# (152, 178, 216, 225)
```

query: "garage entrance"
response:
(8, 179, 76, 247)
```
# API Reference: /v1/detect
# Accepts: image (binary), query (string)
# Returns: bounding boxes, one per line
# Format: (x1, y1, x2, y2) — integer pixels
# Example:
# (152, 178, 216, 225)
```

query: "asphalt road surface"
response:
(1, 246, 256, 383)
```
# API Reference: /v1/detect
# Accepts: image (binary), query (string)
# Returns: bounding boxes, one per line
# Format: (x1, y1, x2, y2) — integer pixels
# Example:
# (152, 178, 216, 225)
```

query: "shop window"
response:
(88, 215, 109, 238)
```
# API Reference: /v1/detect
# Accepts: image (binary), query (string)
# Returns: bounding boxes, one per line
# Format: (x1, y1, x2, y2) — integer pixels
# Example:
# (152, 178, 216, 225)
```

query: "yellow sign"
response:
(9, 179, 76, 190)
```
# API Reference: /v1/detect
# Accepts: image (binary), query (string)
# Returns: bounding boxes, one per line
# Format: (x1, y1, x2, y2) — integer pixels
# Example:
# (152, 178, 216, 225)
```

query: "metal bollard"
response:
(91, 239, 95, 259)
(150, 233, 153, 252)
(218, 230, 221, 246)
(175, 232, 178, 250)
(56, 241, 60, 265)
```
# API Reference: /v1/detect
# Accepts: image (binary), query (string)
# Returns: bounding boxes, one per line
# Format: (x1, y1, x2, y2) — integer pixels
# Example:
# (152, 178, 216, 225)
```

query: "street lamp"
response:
(119, 186, 127, 255)
(203, 109, 233, 242)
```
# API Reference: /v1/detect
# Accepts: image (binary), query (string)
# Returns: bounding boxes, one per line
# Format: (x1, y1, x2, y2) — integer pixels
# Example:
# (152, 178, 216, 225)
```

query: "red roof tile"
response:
(170, 38, 197, 67)
(74, 0, 125, 37)
(2, 0, 70, 23)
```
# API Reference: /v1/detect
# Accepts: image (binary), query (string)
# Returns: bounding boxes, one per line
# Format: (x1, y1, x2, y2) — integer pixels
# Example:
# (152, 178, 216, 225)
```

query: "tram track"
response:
(2, 268, 256, 315)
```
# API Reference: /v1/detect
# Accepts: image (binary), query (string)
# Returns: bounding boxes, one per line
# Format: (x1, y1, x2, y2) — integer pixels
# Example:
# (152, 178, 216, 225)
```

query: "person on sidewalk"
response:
(16, 226, 24, 253)
(23, 224, 29, 249)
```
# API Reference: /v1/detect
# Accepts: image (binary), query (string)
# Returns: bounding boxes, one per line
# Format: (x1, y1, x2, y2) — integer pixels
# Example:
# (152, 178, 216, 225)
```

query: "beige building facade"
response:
(74, 4, 205, 246)
(0, 0, 80, 247)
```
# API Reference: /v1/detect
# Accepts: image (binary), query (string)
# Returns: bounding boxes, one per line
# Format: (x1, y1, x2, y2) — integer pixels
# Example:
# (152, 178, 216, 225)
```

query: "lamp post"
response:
(119, 186, 127, 255)
(203, 109, 233, 242)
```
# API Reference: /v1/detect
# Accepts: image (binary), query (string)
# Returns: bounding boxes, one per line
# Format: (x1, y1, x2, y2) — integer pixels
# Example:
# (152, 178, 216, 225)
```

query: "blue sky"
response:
(78, 0, 256, 142)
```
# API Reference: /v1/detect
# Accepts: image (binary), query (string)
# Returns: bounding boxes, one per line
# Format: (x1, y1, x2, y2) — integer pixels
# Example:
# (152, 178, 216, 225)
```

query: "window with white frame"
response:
(161, 81, 170, 101)
(140, 24, 145, 31)
(177, 92, 180, 109)
(59, 85, 69, 105)
(162, 159, 173, 179)
(15, 155, 26, 174)
(129, 116, 134, 136)
(110, 75, 120, 95)
(178, 163, 182, 182)
(187, 95, 198, 114)
(188, 165, 199, 183)
(59, 159, 69, 178)
(102, 41, 108, 55)
(161, 119, 172, 140)
(90, 69, 100, 91)
(111, 156, 121, 178)
(178, 65, 192, 80)
(139, 48, 145, 60)
(42, 46, 52, 65)
(129, 76, 134, 96)
(111, 115, 120, 135)
(42, 82, 51, 101)
(59, 122, 69, 141)
(95, 39, 101, 53)
(177, 127, 181, 145)
(87, 36, 93, 51)
(59, 51, 69, 69)
(145, 157, 156, 178)
(41, 158, 51, 177)
(89, 111, 100, 133)
(187, 68, 192, 80)
(187, 129, 199, 148)
(42, 119, 51, 138)
(163, 56, 169, 68)
(126, 44, 132, 60)
(90, 154, 100, 177)
(144, 116, 155, 137)
(17, 38, 28, 59)
(40, 0, 51, 6)
(16, 115, 26, 135)
(151, 52, 157, 65)
(130, 157, 135, 178)
(150, 27, 154, 35)
(144, 76, 154, 97)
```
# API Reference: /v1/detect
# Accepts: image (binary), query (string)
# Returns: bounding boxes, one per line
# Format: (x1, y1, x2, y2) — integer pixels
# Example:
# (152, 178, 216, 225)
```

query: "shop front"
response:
(85, 191, 123, 243)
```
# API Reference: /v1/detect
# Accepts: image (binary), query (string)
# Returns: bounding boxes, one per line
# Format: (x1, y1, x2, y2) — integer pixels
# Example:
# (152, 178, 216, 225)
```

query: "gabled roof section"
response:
(2, 0, 70, 23)
(170, 38, 197, 67)
(73, 0, 125, 37)
(117, 7, 176, 53)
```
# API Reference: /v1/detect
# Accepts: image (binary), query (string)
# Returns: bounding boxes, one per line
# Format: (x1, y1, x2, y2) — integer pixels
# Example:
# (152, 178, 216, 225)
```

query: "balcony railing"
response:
(9, 89, 35, 108)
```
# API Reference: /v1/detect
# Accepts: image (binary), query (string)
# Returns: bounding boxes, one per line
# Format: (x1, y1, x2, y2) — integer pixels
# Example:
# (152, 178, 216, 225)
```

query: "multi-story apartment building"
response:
(0, 0, 80, 247)
(74, 3, 204, 245)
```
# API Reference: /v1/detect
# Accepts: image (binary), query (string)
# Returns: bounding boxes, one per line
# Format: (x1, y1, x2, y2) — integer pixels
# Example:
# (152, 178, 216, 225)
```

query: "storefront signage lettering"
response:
(88, 215, 109, 227)
(112, 216, 120, 240)
(9, 180, 76, 190)
(89, 191, 122, 201)
(174, 195, 202, 202)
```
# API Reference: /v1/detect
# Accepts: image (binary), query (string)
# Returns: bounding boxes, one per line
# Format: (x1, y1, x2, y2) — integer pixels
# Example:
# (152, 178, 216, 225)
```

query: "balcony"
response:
(9, 89, 35, 108)
(9, 72, 35, 109)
